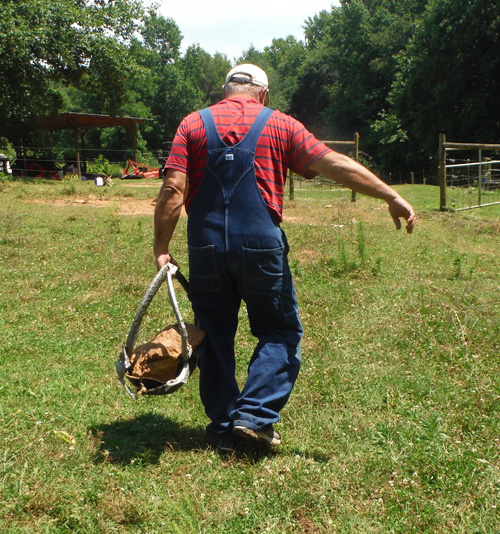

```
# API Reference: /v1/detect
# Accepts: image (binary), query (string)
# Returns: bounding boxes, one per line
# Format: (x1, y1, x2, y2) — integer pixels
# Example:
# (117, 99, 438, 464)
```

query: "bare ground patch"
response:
(24, 191, 385, 225)
(25, 197, 160, 216)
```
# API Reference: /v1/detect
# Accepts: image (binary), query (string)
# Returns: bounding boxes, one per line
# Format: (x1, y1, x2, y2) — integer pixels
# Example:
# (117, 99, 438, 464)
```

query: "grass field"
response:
(1, 177, 499, 533)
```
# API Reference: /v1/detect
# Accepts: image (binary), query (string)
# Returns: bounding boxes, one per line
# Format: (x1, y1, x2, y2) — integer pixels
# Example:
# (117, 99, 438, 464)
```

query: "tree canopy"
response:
(0, 0, 144, 144)
(292, 0, 500, 173)
(1, 0, 498, 176)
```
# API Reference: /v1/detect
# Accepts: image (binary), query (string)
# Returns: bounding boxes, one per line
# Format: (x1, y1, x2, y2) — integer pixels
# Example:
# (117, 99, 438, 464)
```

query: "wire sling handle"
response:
(116, 262, 192, 400)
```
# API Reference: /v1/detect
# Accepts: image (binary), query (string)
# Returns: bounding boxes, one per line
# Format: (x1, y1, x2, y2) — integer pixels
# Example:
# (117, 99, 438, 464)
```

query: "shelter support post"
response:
(22, 147, 27, 176)
(126, 124, 137, 161)
(80, 130, 87, 174)
(74, 128, 82, 181)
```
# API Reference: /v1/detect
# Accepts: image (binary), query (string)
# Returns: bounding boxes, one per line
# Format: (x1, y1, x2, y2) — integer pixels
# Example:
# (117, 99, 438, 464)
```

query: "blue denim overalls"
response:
(187, 107, 303, 439)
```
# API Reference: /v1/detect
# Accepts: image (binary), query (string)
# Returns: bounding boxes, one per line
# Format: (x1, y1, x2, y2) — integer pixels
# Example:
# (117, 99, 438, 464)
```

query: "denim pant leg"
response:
(230, 247, 303, 430)
(191, 287, 242, 435)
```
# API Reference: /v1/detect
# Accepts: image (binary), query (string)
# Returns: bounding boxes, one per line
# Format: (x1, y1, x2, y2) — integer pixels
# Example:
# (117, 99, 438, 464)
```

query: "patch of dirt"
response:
(118, 199, 159, 216)
(26, 197, 162, 216)
(121, 182, 161, 188)
(24, 193, 382, 225)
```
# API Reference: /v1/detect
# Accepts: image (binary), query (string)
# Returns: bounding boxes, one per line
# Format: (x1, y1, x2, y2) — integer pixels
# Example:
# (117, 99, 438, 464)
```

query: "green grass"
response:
(1, 177, 499, 533)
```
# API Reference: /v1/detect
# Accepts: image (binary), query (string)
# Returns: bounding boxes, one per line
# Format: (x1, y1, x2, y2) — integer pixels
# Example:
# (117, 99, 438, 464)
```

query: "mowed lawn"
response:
(1, 177, 499, 533)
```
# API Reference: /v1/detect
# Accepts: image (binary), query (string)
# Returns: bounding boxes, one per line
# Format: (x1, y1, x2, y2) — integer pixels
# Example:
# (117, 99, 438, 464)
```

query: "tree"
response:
(0, 0, 144, 146)
(389, 0, 500, 168)
(126, 12, 184, 148)
(296, 0, 428, 170)
(236, 45, 266, 67)
(202, 52, 232, 105)
(140, 9, 182, 66)
(263, 36, 307, 113)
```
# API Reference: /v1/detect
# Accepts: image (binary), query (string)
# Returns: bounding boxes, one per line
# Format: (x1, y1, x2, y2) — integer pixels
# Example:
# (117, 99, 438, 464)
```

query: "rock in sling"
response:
(128, 324, 205, 383)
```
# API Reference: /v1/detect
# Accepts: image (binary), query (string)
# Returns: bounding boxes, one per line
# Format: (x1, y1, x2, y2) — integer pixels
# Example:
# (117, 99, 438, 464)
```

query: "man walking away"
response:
(154, 64, 416, 451)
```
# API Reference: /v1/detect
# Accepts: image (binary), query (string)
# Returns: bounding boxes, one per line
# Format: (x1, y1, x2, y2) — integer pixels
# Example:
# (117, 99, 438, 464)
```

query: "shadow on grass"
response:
(91, 413, 207, 465)
(91, 413, 331, 465)
(90, 413, 321, 464)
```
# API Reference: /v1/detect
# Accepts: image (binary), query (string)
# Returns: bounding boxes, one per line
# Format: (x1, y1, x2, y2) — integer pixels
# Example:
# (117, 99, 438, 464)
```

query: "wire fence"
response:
(446, 163, 500, 211)
(292, 169, 434, 190)
(1, 143, 435, 188)
(439, 135, 500, 211)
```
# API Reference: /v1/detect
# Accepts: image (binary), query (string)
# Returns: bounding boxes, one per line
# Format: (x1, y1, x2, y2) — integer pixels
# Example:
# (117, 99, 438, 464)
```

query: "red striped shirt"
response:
(165, 96, 331, 221)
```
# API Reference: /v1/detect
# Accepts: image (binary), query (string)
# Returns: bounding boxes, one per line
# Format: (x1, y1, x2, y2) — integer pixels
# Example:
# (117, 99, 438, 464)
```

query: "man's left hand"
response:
(387, 196, 416, 234)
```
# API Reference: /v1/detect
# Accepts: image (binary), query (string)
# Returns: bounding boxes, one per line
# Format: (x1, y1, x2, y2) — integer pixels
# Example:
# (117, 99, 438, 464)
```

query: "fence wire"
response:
(445, 160, 500, 211)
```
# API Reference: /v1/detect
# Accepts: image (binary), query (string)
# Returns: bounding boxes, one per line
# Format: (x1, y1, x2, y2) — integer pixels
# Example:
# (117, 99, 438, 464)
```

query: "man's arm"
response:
(309, 151, 416, 233)
(153, 169, 187, 270)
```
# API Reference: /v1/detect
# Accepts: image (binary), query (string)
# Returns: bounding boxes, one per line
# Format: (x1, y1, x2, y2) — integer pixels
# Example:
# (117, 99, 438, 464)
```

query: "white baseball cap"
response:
(225, 64, 269, 88)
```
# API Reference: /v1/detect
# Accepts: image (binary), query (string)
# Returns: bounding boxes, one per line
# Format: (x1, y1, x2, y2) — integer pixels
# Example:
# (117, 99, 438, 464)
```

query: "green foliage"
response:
(296, 0, 427, 166)
(263, 36, 307, 113)
(0, 0, 145, 144)
(87, 154, 112, 176)
(1, 0, 499, 177)
(0, 138, 16, 160)
(140, 9, 182, 65)
(389, 0, 500, 168)
(289, 0, 500, 174)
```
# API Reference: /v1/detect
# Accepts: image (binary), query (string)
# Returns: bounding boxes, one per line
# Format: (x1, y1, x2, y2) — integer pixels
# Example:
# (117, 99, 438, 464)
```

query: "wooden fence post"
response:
(320, 135, 359, 201)
(478, 149, 482, 207)
(289, 167, 295, 201)
(439, 133, 446, 211)
(351, 132, 359, 202)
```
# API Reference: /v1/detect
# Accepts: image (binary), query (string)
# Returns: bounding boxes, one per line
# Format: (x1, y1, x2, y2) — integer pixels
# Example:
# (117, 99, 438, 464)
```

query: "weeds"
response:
(327, 222, 381, 277)
(0, 210, 21, 246)
(357, 221, 366, 262)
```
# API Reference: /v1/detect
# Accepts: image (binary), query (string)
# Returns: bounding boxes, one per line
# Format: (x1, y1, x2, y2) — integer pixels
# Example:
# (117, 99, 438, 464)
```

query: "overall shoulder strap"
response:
(199, 106, 274, 152)
(238, 107, 274, 151)
(198, 108, 223, 150)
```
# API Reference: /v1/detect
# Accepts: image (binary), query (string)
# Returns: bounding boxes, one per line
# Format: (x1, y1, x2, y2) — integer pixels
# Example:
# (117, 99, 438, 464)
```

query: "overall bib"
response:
(187, 107, 303, 438)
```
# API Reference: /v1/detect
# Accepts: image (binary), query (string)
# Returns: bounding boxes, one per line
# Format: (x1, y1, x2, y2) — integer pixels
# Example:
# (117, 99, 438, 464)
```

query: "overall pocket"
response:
(242, 244, 284, 295)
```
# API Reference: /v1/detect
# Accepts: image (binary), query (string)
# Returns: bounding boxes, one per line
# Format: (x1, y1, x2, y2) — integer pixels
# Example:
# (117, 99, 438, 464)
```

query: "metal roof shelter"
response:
(40, 112, 150, 179)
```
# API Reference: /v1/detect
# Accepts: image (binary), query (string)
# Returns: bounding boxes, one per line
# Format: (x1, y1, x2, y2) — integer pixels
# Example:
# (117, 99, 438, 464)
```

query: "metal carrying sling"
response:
(115, 263, 198, 400)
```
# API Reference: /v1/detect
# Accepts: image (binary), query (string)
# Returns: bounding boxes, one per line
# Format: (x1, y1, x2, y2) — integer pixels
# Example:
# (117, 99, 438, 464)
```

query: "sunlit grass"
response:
(1, 178, 499, 533)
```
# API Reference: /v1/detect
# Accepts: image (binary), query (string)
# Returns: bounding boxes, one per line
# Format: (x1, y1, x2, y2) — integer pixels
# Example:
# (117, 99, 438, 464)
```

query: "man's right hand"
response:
(155, 253, 178, 272)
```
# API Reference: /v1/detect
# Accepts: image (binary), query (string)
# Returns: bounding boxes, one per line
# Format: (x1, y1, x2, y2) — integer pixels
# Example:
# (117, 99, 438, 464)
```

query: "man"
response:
(154, 64, 416, 451)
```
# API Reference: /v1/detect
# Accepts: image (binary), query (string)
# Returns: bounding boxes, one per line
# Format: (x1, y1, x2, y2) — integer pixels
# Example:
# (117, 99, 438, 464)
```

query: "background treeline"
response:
(1, 0, 499, 177)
